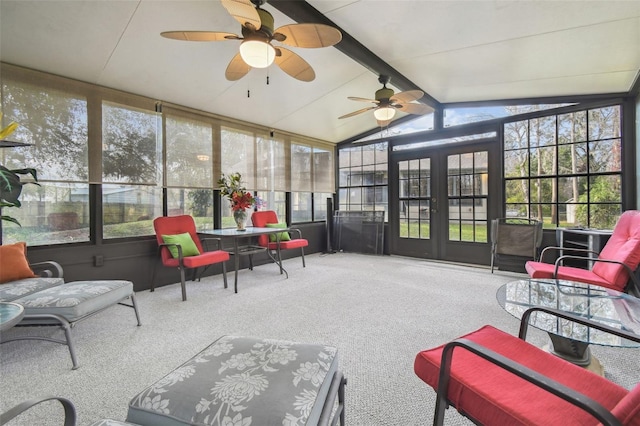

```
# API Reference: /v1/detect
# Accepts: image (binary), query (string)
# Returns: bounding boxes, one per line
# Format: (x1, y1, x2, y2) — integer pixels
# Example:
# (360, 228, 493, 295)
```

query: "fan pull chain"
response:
(247, 90, 250, 98)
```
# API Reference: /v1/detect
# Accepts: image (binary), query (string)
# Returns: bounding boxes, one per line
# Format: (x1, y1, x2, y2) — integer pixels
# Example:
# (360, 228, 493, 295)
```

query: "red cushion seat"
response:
(414, 325, 633, 425)
(251, 210, 307, 268)
(161, 250, 230, 268)
(525, 210, 640, 293)
(152, 215, 229, 301)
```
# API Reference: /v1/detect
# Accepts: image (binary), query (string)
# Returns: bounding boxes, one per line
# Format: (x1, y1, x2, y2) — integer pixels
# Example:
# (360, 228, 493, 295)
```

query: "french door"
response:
(389, 139, 500, 265)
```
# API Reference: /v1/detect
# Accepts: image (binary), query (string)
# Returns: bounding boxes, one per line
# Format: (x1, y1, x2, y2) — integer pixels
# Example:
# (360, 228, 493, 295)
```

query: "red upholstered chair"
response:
(152, 215, 229, 301)
(525, 210, 640, 296)
(251, 210, 308, 268)
(415, 307, 640, 426)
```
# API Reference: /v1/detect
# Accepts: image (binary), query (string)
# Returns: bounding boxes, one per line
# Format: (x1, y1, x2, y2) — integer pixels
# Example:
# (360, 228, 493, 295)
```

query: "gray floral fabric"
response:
(0, 277, 64, 303)
(14, 280, 134, 322)
(127, 336, 338, 426)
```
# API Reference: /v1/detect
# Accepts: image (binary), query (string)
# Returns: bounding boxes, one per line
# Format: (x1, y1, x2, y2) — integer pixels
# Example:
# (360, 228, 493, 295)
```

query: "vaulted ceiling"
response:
(1, 0, 639, 144)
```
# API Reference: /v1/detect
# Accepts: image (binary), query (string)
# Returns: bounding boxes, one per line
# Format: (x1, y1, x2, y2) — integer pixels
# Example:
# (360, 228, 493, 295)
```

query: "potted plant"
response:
(0, 115, 39, 226)
(217, 172, 255, 230)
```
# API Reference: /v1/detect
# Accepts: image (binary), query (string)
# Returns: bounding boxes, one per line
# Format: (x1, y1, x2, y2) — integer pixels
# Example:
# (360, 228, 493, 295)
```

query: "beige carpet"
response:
(1, 253, 638, 425)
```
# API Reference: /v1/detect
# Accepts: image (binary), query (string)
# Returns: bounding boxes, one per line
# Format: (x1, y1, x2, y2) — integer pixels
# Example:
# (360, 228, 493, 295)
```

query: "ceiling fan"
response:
(339, 75, 433, 126)
(161, 0, 342, 82)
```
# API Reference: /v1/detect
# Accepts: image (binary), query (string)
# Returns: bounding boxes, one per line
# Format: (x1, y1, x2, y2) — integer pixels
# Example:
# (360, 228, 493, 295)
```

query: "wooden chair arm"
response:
(0, 395, 76, 426)
(29, 261, 64, 278)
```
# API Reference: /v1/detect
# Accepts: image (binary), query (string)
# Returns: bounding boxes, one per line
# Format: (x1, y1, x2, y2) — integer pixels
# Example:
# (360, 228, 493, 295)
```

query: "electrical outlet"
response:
(94, 255, 104, 267)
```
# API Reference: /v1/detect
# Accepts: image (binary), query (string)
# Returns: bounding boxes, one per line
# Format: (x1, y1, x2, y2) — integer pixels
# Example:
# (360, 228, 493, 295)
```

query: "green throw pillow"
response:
(266, 223, 291, 242)
(161, 233, 201, 258)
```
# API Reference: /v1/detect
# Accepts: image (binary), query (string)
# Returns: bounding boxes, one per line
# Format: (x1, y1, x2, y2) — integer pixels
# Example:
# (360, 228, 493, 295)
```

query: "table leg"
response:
(546, 333, 604, 375)
(234, 238, 239, 293)
(547, 333, 591, 365)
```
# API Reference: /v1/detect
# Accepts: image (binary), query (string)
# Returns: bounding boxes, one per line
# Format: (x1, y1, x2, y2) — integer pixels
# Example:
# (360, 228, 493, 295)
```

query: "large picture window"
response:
(504, 105, 622, 229)
(0, 64, 333, 245)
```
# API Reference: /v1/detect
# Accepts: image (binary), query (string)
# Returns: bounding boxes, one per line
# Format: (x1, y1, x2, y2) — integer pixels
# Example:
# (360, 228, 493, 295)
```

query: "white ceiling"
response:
(1, 0, 639, 144)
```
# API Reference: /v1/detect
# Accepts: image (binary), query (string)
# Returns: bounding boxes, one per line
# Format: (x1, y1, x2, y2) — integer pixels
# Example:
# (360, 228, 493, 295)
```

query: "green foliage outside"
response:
(399, 222, 488, 243)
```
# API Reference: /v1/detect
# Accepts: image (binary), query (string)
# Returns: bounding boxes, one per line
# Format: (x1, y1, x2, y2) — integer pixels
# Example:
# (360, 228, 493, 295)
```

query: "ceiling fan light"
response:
(239, 40, 276, 68)
(374, 107, 396, 121)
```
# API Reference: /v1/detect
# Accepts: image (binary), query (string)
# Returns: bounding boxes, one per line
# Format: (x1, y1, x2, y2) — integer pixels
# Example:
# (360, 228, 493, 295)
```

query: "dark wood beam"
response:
(267, 0, 442, 110)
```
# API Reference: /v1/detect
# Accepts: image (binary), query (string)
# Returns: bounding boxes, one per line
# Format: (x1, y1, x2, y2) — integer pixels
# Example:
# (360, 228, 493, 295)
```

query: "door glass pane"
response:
(398, 158, 430, 240)
(447, 151, 488, 243)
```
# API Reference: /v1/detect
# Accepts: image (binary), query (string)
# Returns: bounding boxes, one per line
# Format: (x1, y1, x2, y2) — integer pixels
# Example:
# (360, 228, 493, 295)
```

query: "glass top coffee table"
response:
(0, 302, 25, 332)
(496, 278, 640, 371)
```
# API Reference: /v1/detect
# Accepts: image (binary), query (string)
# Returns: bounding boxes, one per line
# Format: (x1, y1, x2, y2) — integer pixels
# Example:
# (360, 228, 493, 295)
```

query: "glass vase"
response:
(233, 208, 248, 231)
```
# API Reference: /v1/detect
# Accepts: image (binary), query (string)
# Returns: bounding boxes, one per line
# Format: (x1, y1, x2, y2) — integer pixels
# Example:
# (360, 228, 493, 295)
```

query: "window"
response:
(1, 64, 335, 245)
(220, 127, 256, 228)
(102, 101, 162, 238)
(165, 113, 215, 230)
(444, 104, 573, 128)
(1, 80, 90, 245)
(338, 142, 388, 220)
(504, 105, 622, 229)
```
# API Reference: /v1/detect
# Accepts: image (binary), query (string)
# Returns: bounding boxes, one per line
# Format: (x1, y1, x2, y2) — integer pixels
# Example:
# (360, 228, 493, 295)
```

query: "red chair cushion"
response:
(154, 215, 205, 265)
(612, 384, 640, 426)
(414, 325, 628, 425)
(592, 211, 640, 289)
(266, 239, 308, 250)
(526, 211, 640, 292)
(251, 211, 278, 246)
(524, 261, 624, 291)
(161, 250, 229, 268)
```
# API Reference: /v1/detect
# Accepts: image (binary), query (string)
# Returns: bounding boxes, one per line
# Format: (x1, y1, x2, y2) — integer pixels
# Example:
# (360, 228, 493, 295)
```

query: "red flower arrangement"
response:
(231, 191, 255, 211)
(218, 172, 255, 211)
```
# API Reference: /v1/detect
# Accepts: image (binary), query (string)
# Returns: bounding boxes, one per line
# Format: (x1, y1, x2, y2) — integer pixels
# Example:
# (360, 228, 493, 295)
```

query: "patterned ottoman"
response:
(127, 336, 346, 426)
(6, 280, 141, 369)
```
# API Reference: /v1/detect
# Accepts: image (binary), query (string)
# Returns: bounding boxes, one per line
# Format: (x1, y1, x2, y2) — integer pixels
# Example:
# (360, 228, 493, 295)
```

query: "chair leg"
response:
(300, 247, 306, 267)
(130, 293, 142, 326)
(222, 262, 228, 289)
(150, 258, 159, 293)
(179, 267, 187, 301)
(61, 320, 80, 370)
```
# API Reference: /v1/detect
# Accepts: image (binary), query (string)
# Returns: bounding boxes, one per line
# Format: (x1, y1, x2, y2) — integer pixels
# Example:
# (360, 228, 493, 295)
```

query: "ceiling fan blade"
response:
(221, 0, 261, 30)
(225, 53, 251, 81)
(348, 97, 379, 104)
(390, 90, 424, 104)
(396, 103, 434, 115)
(274, 47, 315, 82)
(161, 31, 239, 41)
(274, 23, 342, 48)
(338, 106, 377, 119)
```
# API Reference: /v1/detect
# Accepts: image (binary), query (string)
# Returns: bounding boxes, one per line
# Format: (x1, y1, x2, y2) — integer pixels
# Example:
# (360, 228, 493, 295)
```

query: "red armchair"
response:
(525, 210, 640, 296)
(152, 215, 229, 301)
(415, 307, 640, 425)
(251, 210, 308, 268)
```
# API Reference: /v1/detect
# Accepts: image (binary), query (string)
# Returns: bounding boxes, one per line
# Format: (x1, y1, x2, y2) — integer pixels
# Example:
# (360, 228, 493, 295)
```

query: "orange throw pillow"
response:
(0, 242, 38, 284)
